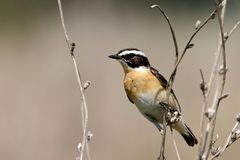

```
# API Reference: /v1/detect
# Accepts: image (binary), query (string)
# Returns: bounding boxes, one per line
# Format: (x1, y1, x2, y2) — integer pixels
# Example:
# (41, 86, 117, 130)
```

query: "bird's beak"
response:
(109, 54, 121, 60)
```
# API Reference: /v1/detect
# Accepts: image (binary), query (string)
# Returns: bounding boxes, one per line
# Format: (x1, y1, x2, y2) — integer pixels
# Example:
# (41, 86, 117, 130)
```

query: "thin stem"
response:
(205, 1, 228, 159)
(151, 5, 179, 64)
(170, 127, 181, 160)
(227, 21, 240, 38)
(158, 113, 167, 160)
(153, 3, 219, 160)
(57, 1, 90, 160)
(214, 0, 227, 96)
(198, 1, 228, 159)
(199, 69, 208, 152)
(151, 5, 178, 159)
(208, 121, 240, 160)
(57, 0, 70, 48)
(169, 6, 218, 87)
(200, 20, 239, 124)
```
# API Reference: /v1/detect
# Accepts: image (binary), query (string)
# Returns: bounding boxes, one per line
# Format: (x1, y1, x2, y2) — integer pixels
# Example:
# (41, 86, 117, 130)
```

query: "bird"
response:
(109, 48, 198, 146)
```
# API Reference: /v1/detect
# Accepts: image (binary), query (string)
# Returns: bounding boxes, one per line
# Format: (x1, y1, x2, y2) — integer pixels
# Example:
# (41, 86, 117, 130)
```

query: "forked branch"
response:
(209, 114, 240, 160)
(151, 3, 221, 159)
(168, 5, 219, 88)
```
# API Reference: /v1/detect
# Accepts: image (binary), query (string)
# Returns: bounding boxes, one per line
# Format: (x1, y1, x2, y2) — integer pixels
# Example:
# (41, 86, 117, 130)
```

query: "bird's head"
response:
(109, 48, 150, 73)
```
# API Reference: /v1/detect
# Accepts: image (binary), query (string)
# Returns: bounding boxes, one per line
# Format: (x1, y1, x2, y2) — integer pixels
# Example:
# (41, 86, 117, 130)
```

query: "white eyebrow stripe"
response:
(118, 50, 146, 57)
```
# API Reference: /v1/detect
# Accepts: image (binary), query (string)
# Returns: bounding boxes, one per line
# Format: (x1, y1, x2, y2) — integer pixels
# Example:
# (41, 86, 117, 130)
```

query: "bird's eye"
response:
(125, 53, 135, 59)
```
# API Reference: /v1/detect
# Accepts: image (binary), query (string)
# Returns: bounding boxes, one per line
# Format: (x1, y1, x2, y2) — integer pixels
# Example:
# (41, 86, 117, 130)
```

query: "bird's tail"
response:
(181, 124, 198, 147)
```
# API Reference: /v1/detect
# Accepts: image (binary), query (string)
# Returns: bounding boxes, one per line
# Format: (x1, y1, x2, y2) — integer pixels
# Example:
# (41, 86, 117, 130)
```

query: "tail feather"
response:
(181, 124, 198, 147)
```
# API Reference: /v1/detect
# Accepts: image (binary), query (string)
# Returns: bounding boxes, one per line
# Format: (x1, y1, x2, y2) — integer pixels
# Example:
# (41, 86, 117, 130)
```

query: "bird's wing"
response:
(127, 95, 134, 104)
(150, 67, 182, 112)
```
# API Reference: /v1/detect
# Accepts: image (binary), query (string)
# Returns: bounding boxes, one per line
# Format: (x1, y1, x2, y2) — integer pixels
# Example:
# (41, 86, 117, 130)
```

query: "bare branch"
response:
(150, 1, 238, 160)
(57, 0, 70, 48)
(205, 1, 228, 159)
(151, 5, 179, 159)
(152, 3, 221, 160)
(225, 21, 240, 41)
(168, 5, 218, 88)
(57, 1, 91, 160)
(209, 115, 240, 160)
(170, 127, 181, 160)
(199, 69, 209, 152)
(158, 113, 167, 160)
(203, 21, 239, 101)
(200, 69, 208, 96)
(198, 1, 229, 159)
(151, 4, 179, 64)
(213, 0, 227, 96)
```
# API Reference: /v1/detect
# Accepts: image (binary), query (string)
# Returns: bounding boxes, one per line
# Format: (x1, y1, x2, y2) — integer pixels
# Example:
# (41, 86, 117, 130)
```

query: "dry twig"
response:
(199, 0, 229, 159)
(153, 1, 240, 159)
(199, 2, 240, 159)
(157, 113, 167, 160)
(170, 127, 181, 160)
(57, 1, 91, 160)
(150, 5, 179, 64)
(209, 114, 240, 160)
(168, 6, 218, 87)
(151, 5, 179, 159)
(151, 3, 220, 159)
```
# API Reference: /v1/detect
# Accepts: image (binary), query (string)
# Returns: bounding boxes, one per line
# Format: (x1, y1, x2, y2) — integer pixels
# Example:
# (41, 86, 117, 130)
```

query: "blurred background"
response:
(0, 0, 240, 159)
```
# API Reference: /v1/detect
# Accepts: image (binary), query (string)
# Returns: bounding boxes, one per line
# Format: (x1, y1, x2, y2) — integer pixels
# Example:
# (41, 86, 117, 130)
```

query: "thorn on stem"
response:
(84, 81, 91, 90)
(211, 145, 221, 155)
(230, 129, 240, 144)
(211, 13, 216, 19)
(210, 133, 221, 155)
(219, 93, 229, 101)
(218, 2, 224, 10)
(205, 108, 215, 120)
(219, 65, 228, 75)
(236, 113, 240, 123)
(212, 134, 220, 145)
(150, 4, 158, 9)
(200, 82, 208, 95)
(87, 131, 93, 142)
(77, 143, 82, 152)
(224, 32, 229, 41)
(195, 20, 201, 30)
(187, 43, 194, 49)
(199, 69, 208, 95)
(70, 42, 76, 56)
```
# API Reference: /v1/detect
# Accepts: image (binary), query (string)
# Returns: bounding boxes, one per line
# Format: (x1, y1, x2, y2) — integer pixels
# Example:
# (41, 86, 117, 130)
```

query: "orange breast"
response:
(124, 69, 163, 102)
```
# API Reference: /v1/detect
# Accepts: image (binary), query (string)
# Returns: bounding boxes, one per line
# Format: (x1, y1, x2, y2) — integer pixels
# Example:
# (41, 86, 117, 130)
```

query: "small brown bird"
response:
(109, 48, 198, 146)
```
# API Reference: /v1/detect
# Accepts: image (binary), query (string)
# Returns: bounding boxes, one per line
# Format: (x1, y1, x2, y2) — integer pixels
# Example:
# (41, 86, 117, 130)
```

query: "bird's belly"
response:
(134, 93, 165, 123)
(124, 70, 165, 123)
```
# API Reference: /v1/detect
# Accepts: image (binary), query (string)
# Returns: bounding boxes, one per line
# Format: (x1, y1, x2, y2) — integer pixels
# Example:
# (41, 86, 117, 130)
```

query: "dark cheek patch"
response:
(132, 57, 139, 66)
(130, 56, 150, 68)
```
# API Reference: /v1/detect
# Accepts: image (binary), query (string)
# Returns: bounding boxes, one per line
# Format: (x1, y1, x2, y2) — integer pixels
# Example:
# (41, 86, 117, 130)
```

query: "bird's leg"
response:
(159, 102, 181, 125)
(154, 122, 164, 135)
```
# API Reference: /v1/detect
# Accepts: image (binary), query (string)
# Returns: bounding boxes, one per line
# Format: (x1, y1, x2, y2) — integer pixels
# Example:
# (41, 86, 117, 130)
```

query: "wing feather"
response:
(150, 67, 182, 112)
